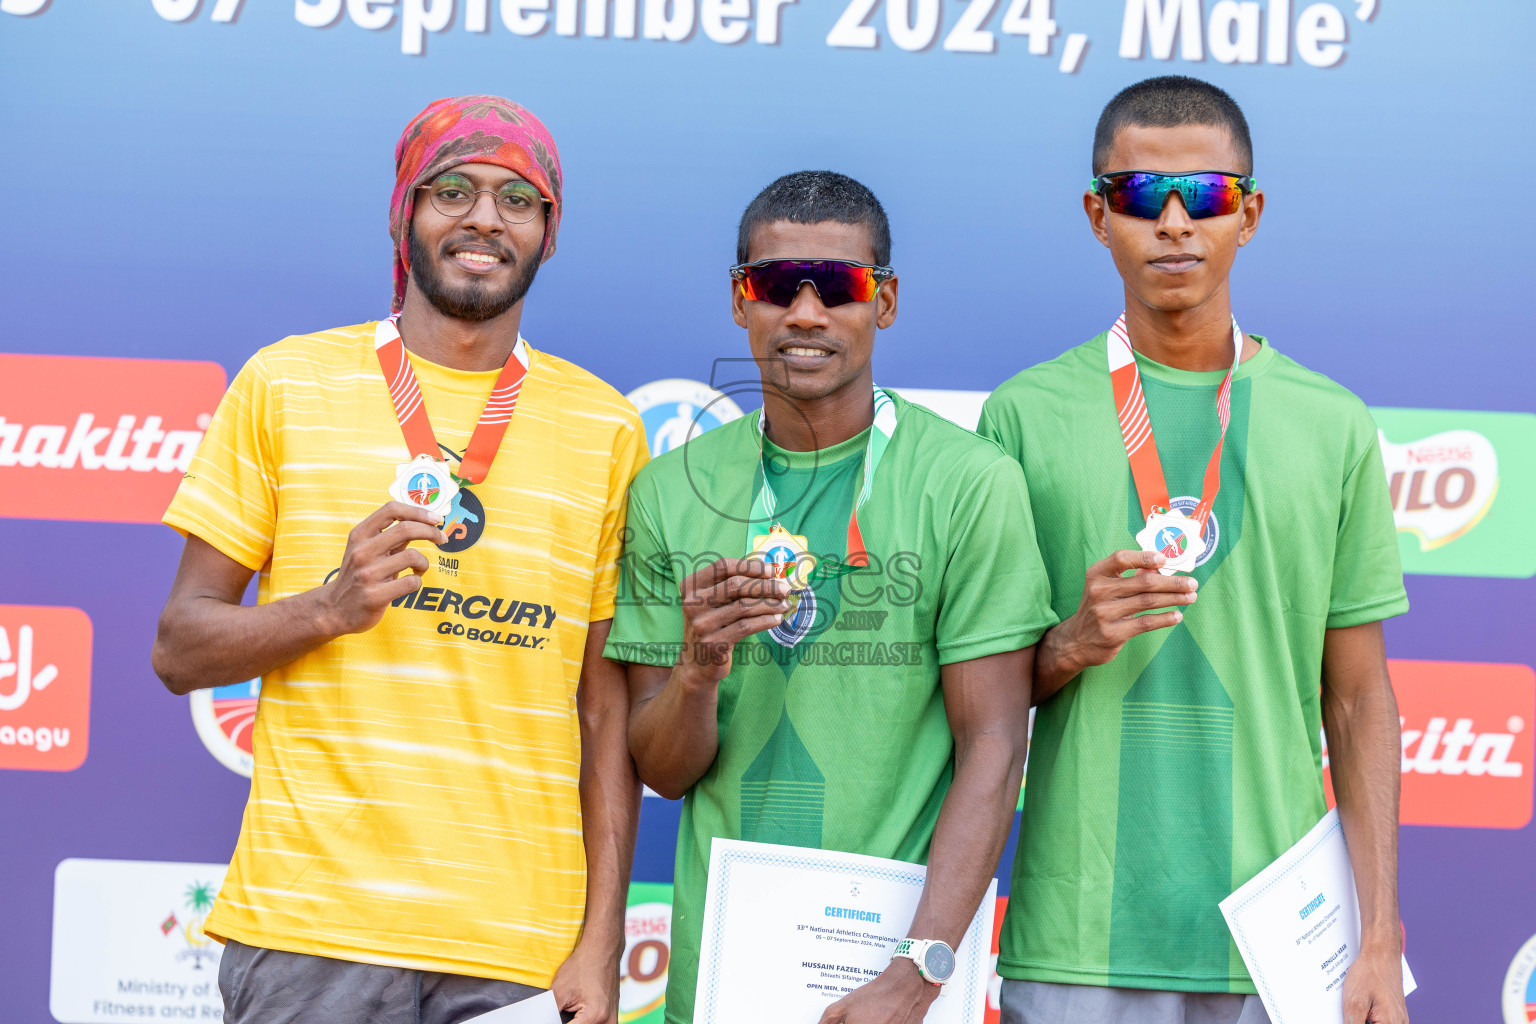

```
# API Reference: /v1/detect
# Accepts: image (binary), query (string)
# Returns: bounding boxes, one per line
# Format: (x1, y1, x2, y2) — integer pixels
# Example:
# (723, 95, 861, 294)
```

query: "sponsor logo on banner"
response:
(625, 379, 743, 456)
(622, 882, 673, 1023)
(51, 858, 228, 1023)
(190, 679, 261, 777)
(1381, 428, 1498, 550)
(0, 605, 92, 772)
(1323, 660, 1534, 829)
(1506, 932, 1536, 1024)
(0, 353, 226, 524)
(1372, 408, 1536, 578)
(895, 400, 1536, 578)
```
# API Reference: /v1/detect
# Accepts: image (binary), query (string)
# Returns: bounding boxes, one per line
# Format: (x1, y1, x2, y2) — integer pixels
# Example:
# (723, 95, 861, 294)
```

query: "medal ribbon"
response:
(373, 315, 529, 484)
(1108, 313, 1243, 529)
(749, 385, 897, 579)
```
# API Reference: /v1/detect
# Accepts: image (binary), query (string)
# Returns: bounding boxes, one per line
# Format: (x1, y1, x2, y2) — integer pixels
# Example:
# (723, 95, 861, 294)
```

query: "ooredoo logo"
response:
(0, 353, 226, 524)
(1324, 659, 1534, 829)
(0, 605, 92, 771)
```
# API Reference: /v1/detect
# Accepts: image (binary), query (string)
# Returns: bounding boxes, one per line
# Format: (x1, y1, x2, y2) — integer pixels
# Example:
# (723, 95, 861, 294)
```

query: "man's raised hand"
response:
(1058, 549, 1198, 670)
(677, 557, 791, 684)
(319, 502, 448, 636)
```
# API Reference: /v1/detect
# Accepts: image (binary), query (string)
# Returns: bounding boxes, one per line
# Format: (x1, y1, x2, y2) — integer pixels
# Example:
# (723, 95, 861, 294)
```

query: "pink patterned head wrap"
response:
(390, 95, 563, 312)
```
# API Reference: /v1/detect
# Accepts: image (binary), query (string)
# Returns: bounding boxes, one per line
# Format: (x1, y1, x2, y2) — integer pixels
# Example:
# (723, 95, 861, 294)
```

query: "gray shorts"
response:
(1000, 979, 1272, 1024)
(218, 938, 549, 1024)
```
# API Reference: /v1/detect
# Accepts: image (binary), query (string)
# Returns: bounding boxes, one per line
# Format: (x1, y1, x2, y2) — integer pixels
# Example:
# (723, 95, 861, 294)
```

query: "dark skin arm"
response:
(628, 648, 1033, 1024)
(1031, 548, 1196, 704)
(151, 502, 446, 694)
(627, 558, 790, 798)
(1322, 621, 1408, 1024)
(626, 559, 1030, 1022)
(552, 619, 642, 1024)
(817, 646, 1033, 1024)
(157, 510, 640, 1021)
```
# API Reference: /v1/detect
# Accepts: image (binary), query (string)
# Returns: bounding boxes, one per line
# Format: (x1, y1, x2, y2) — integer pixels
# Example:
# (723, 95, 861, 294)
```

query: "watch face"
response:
(923, 942, 956, 982)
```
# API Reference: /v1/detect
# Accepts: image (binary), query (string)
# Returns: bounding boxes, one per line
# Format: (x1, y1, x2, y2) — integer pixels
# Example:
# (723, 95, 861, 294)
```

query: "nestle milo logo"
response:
(1381, 428, 1499, 551)
(1371, 408, 1536, 579)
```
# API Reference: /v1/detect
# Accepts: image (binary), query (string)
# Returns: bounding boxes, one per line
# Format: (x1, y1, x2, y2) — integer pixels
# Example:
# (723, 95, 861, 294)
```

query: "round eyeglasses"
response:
(417, 173, 548, 225)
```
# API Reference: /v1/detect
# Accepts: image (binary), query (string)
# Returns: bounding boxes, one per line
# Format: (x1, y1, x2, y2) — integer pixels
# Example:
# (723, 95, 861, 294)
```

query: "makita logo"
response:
(0, 354, 225, 523)
(1323, 659, 1534, 829)
(1400, 716, 1524, 778)
(0, 414, 204, 473)
(1323, 716, 1524, 778)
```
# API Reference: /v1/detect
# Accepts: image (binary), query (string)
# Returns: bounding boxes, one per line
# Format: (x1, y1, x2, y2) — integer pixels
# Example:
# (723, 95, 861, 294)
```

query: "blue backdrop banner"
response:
(2, 2, 1533, 1021)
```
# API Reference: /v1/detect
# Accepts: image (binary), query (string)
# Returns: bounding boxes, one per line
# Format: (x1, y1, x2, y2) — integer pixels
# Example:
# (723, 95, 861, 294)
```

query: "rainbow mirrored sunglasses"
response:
(730, 259, 895, 308)
(1091, 171, 1257, 220)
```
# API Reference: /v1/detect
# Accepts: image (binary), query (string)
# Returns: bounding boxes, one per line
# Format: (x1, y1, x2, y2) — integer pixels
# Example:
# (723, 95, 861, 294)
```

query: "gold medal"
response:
(747, 524, 819, 644)
(747, 523, 818, 607)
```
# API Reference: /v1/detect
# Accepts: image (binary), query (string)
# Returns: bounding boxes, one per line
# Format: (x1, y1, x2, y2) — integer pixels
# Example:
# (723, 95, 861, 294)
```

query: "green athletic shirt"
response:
(605, 391, 1057, 1024)
(977, 334, 1408, 994)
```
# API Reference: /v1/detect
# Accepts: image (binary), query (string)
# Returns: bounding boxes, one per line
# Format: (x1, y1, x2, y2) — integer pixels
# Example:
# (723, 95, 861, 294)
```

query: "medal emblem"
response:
(748, 524, 819, 647)
(767, 586, 817, 648)
(748, 524, 817, 591)
(1135, 510, 1207, 576)
(388, 453, 459, 521)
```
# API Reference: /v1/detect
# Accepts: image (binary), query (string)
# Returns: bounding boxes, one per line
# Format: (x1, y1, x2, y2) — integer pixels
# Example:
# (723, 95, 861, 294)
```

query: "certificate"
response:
(694, 839, 996, 1024)
(461, 990, 563, 1024)
(1220, 809, 1417, 1024)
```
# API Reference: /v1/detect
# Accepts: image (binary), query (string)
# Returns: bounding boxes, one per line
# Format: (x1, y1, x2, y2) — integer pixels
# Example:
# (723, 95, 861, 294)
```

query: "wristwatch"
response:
(891, 937, 956, 986)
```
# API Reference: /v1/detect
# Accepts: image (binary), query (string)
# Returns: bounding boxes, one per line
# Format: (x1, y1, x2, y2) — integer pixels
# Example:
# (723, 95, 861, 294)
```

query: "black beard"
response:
(408, 233, 541, 322)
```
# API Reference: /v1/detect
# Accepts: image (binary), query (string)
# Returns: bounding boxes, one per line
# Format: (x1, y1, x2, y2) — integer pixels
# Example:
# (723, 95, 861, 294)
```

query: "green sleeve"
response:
(1327, 431, 1410, 628)
(934, 454, 1058, 664)
(603, 471, 685, 667)
(975, 390, 1022, 462)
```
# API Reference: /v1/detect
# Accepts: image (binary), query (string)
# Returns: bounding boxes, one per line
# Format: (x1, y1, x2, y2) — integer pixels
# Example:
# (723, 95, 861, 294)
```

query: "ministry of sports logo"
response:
(626, 379, 743, 456)
(51, 858, 230, 1021)
(1167, 496, 1219, 567)
(1505, 932, 1536, 1023)
(161, 881, 220, 970)
(190, 678, 260, 777)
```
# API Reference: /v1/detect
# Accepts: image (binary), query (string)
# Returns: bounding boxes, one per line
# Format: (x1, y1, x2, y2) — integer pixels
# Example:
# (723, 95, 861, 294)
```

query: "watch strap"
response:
(890, 937, 949, 986)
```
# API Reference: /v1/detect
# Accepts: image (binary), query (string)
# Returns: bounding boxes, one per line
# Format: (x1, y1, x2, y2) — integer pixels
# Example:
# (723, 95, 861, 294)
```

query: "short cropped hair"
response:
(1092, 76, 1254, 175)
(736, 171, 892, 267)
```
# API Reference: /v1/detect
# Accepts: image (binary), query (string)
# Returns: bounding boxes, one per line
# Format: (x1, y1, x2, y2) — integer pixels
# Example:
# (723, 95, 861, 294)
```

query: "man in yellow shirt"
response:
(153, 95, 648, 1024)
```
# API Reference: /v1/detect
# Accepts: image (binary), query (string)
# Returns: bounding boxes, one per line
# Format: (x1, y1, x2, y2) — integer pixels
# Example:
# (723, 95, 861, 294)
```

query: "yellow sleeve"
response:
(589, 410, 651, 622)
(162, 354, 279, 571)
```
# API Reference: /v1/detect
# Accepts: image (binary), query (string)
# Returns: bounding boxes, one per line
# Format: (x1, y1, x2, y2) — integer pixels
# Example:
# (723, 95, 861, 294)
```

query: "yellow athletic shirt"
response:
(163, 322, 648, 986)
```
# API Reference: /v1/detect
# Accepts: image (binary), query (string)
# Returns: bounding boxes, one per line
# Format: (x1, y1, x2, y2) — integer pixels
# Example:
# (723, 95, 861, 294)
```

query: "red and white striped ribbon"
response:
(373, 315, 529, 485)
(1107, 313, 1242, 529)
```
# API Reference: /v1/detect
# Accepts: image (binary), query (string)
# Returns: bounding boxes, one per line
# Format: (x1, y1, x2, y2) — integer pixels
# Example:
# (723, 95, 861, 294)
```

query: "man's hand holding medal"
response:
(1048, 549, 1199, 682)
(317, 502, 448, 637)
(675, 557, 794, 686)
